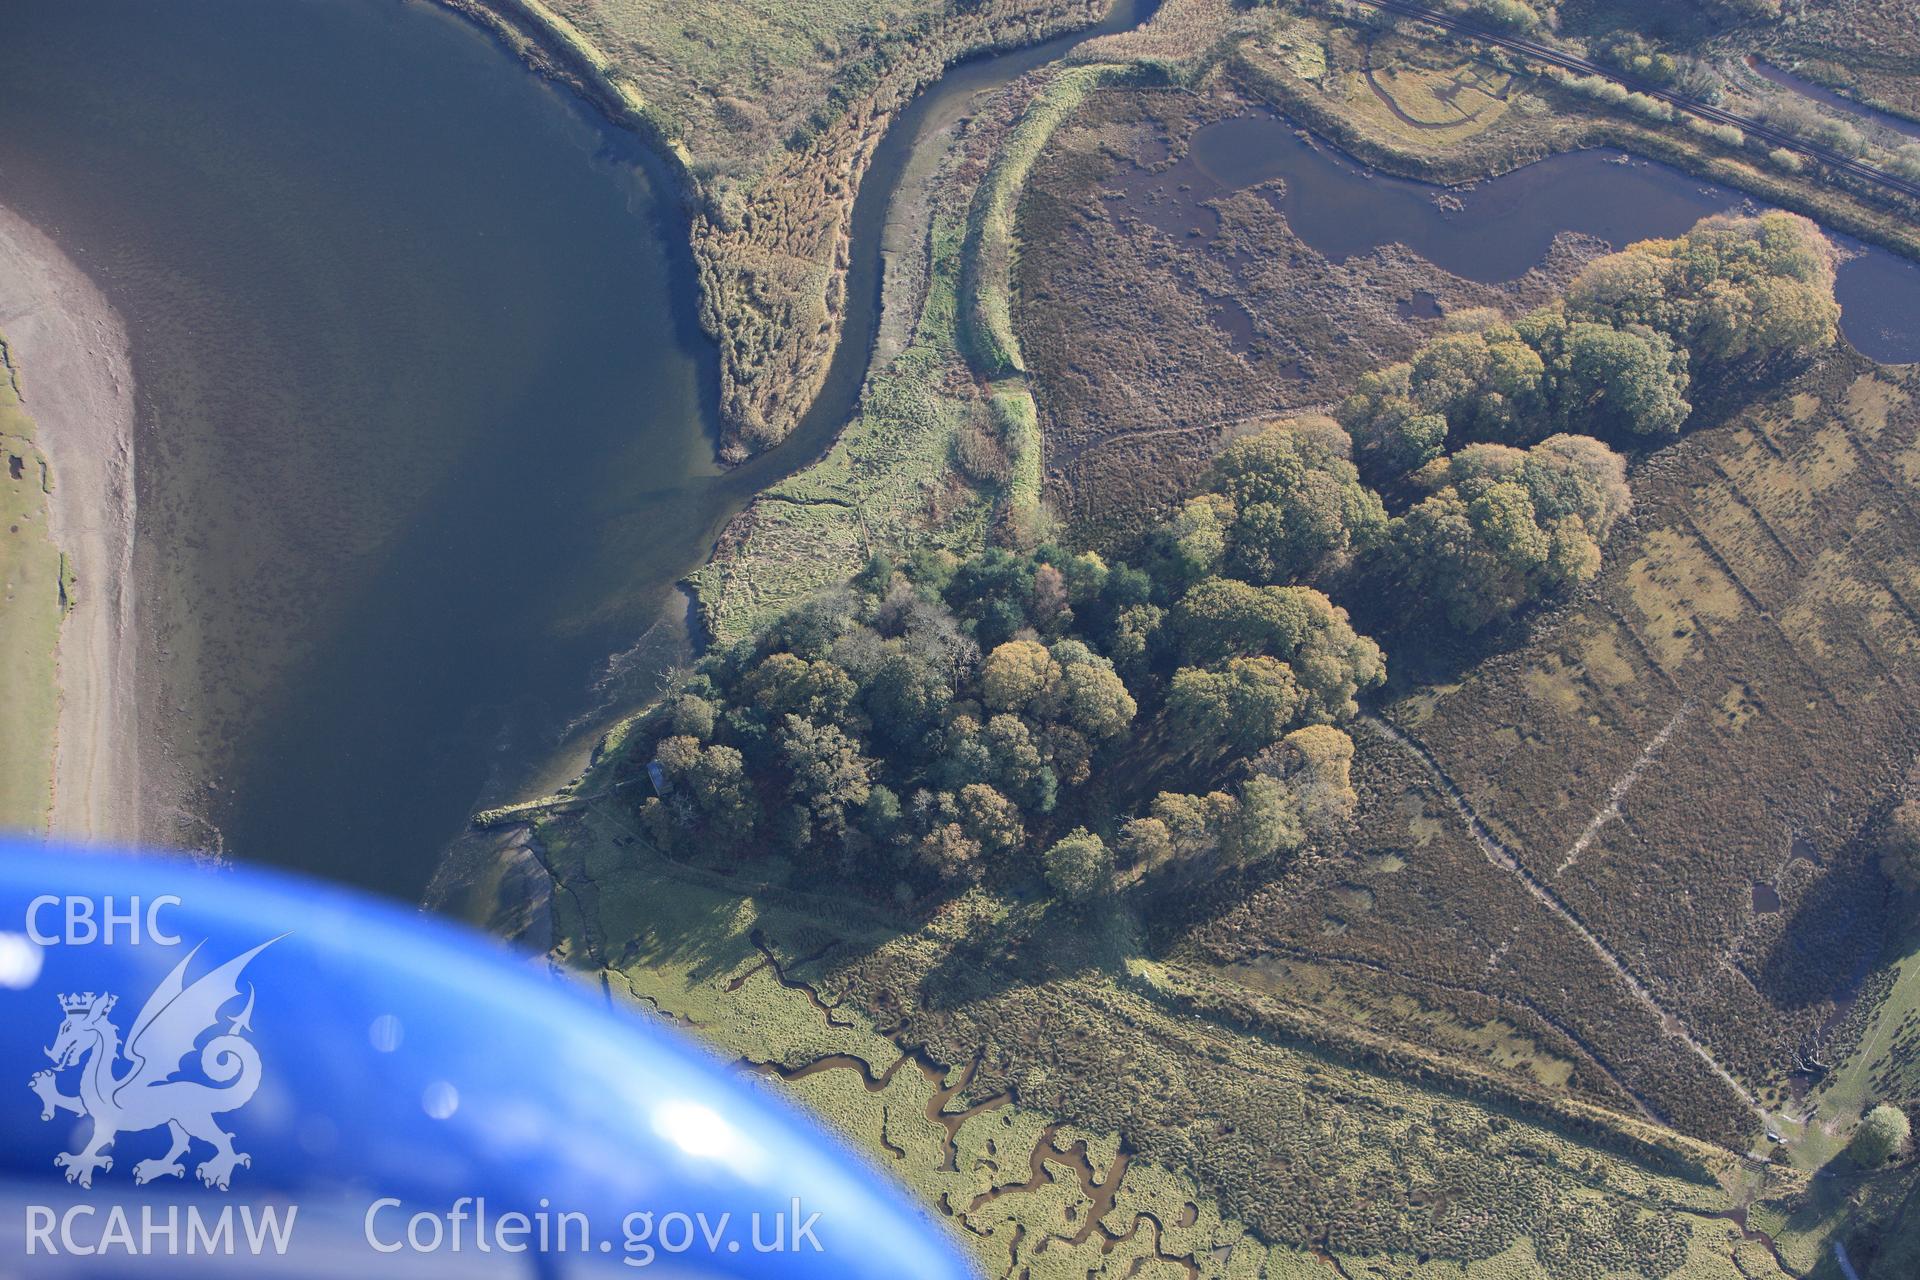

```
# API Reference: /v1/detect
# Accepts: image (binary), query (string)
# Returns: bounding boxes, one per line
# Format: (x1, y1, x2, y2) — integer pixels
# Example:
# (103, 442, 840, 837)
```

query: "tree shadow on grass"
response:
(910, 895, 1145, 1015)
(536, 806, 912, 997)
(1755, 842, 1895, 1014)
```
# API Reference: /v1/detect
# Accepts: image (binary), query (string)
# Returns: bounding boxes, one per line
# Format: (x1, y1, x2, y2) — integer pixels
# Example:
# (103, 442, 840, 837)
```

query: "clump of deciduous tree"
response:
(623, 216, 1837, 903)
(1851, 1103, 1912, 1166)
(1563, 212, 1839, 371)
(1133, 724, 1360, 879)
(1342, 213, 1837, 484)
(1468, 0, 1543, 31)
(631, 516, 1372, 903)
(1383, 435, 1631, 631)
(1043, 828, 1114, 901)
(1171, 578, 1383, 725)
(1157, 416, 1387, 588)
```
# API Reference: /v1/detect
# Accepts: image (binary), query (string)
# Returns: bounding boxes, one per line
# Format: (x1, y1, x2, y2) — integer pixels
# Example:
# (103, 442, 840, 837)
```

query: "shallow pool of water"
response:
(1121, 112, 1920, 363)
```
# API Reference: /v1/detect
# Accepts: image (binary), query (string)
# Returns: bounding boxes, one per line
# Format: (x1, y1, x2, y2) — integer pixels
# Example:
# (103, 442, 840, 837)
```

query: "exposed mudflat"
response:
(0, 203, 138, 845)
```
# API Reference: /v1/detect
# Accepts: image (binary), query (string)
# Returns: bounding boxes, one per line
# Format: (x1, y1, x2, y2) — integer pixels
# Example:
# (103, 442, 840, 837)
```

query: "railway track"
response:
(1342, 0, 1920, 206)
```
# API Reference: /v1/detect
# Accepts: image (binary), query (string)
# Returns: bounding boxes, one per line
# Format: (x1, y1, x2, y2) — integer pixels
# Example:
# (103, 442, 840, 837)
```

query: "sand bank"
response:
(0, 204, 139, 844)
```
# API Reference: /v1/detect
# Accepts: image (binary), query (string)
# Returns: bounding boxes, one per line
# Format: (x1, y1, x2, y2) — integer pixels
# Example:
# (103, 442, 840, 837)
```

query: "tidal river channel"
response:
(0, 0, 1150, 898)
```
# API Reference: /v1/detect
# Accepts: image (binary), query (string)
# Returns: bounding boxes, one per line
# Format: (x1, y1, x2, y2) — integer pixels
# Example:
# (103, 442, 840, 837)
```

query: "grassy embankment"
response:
(961, 61, 1154, 545)
(685, 198, 997, 645)
(685, 58, 1168, 646)
(450, 0, 1110, 458)
(688, 8, 1235, 645)
(0, 335, 66, 830)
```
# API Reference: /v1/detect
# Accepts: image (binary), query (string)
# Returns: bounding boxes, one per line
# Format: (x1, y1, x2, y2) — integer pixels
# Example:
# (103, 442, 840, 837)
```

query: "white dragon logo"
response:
(27, 938, 278, 1190)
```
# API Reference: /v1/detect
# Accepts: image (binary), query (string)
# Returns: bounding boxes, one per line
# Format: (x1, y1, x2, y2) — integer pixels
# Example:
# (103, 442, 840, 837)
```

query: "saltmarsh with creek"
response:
(7, 0, 1920, 1274)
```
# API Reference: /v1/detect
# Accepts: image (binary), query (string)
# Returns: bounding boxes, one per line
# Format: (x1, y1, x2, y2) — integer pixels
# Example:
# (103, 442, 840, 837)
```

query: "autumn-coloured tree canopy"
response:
(624, 215, 1838, 904)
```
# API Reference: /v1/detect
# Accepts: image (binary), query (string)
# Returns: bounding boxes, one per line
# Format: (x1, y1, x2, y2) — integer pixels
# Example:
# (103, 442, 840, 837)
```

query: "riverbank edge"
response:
(415, 0, 1114, 908)
(0, 204, 139, 845)
(428, 0, 695, 183)
(429, 0, 1117, 461)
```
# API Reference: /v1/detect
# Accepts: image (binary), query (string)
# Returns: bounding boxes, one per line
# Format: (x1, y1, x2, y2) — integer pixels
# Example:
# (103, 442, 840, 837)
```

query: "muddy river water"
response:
(0, 0, 1150, 898)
